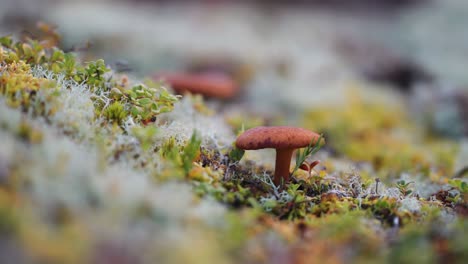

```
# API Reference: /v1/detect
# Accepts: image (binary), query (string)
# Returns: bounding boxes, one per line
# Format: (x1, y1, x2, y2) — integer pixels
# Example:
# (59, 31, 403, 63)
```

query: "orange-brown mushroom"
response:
(235, 126, 321, 186)
(153, 72, 238, 100)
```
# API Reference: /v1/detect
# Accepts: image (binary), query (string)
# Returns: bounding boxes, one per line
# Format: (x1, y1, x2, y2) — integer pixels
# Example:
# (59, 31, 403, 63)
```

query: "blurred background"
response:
(2, 0, 468, 134)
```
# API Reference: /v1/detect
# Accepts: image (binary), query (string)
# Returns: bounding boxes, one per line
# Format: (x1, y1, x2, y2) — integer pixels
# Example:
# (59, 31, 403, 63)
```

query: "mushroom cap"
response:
(154, 72, 238, 99)
(235, 126, 321, 150)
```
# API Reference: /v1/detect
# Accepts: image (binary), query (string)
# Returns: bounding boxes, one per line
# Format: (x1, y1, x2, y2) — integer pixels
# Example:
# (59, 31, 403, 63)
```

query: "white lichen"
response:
(399, 197, 422, 213)
(156, 96, 235, 149)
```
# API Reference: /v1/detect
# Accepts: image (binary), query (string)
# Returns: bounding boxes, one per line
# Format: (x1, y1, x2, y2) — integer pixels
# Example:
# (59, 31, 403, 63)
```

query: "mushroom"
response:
(153, 71, 238, 100)
(235, 126, 321, 186)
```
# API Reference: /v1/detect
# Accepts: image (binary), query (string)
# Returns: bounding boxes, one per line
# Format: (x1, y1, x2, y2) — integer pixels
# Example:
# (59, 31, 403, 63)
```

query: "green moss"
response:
(75, 59, 110, 89)
(1, 33, 179, 128)
(125, 83, 179, 123)
(158, 131, 202, 179)
(227, 145, 245, 163)
(103, 101, 127, 124)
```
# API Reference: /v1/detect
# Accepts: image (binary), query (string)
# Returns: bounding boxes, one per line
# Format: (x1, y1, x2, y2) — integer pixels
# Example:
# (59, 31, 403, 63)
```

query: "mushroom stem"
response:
(274, 148, 294, 186)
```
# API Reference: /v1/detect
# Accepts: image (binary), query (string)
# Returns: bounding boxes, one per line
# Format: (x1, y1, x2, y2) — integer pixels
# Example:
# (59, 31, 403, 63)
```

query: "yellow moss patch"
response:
(188, 163, 224, 183)
(0, 60, 56, 109)
(303, 91, 458, 175)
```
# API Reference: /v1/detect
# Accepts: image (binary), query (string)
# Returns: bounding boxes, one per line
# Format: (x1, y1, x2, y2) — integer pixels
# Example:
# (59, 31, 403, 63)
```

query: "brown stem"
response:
(273, 148, 294, 186)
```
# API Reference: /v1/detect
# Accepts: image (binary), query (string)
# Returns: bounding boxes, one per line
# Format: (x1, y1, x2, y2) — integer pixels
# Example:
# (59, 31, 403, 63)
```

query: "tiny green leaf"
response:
(138, 98, 152, 106)
(228, 147, 245, 163)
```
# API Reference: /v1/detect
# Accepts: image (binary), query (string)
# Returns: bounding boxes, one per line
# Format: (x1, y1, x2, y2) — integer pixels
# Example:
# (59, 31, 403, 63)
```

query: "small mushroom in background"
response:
(235, 126, 321, 186)
(153, 71, 239, 100)
(186, 56, 255, 87)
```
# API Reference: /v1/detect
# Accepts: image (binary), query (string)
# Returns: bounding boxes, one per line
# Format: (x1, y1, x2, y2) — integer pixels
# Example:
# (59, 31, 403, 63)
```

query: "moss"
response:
(303, 92, 459, 176)
(157, 132, 203, 180)
(0, 61, 57, 112)
(1, 32, 179, 129)
(122, 82, 180, 124)
(103, 101, 126, 125)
